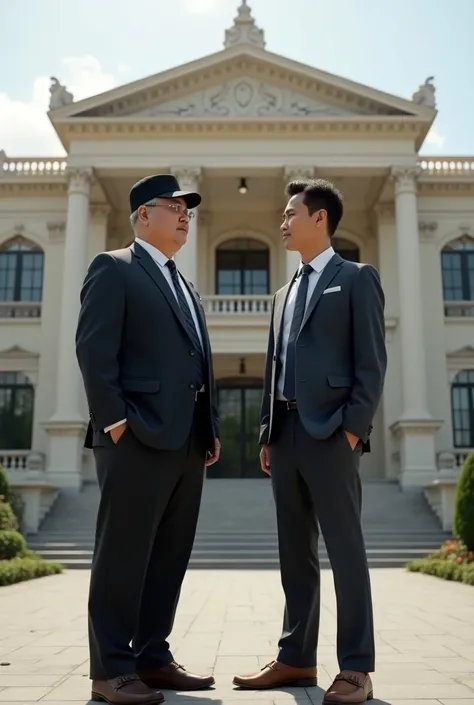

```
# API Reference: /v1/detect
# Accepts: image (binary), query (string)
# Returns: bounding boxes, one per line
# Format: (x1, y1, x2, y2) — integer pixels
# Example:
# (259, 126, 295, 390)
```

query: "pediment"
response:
(0, 345, 39, 360)
(133, 76, 364, 118)
(49, 46, 434, 123)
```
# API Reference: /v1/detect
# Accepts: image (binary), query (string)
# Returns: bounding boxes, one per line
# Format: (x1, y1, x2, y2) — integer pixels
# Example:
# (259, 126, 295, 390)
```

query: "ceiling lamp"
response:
(238, 177, 248, 195)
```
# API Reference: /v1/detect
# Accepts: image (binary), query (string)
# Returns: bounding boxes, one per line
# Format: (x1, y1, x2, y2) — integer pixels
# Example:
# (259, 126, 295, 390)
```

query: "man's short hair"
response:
(285, 178, 344, 236)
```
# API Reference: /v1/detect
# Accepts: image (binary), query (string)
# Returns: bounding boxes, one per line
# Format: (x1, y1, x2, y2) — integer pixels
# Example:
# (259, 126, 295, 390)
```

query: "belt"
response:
(275, 399, 297, 410)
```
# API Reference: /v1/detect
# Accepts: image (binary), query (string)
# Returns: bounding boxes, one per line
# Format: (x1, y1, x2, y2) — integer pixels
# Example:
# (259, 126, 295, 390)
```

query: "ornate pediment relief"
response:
(132, 76, 360, 118)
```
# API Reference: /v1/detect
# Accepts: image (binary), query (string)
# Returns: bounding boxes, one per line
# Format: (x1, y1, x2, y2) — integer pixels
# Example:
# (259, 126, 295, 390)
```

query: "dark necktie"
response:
(166, 260, 205, 387)
(283, 263, 313, 401)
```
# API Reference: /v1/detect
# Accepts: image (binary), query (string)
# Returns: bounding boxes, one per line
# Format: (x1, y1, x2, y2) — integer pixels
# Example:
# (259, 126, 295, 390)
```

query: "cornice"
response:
(54, 117, 425, 143)
(0, 181, 67, 196)
(418, 181, 474, 196)
(53, 55, 422, 121)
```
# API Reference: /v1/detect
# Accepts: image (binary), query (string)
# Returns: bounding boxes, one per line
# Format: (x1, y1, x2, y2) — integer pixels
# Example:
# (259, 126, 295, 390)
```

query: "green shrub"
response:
(0, 502, 18, 532)
(407, 558, 474, 585)
(0, 465, 10, 503)
(9, 491, 25, 531)
(0, 530, 27, 560)
(454, 452, 474, 550)
(0, 557, 62, 586)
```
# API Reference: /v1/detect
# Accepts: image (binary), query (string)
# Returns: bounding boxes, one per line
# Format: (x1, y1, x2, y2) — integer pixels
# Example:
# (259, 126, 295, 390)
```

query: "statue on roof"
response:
(49, 77, 74, 110)
(412, 76, 436, 109)
(224, 1, 266, 50)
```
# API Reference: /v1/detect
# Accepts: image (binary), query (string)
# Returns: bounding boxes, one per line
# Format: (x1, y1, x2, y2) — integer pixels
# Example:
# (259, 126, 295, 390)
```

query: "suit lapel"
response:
(132, 242, 186, 331)
(301, 253, 343, 330)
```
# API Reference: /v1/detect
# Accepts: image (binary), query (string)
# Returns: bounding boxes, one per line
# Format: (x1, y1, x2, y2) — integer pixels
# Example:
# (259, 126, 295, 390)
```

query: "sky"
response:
(0, 0, 472, 158)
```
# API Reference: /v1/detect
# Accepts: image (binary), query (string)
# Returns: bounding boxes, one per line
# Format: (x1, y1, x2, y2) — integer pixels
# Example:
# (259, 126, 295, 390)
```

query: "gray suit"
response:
(76, 241, 218, 681)
(260, 252, 387, 673)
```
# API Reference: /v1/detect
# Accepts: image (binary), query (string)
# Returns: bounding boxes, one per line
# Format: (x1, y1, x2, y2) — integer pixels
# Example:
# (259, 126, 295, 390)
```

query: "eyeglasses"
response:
(146, 204, 195, 219)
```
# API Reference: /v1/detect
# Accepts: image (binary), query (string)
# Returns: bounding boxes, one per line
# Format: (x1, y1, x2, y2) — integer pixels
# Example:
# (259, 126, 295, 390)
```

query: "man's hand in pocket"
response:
(110, 422, 128, 444)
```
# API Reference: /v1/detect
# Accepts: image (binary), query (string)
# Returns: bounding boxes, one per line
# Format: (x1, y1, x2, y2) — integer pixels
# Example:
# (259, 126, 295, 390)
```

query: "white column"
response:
(392, 166, 430, 420)
(389, 166, 442, 489)
(172, 167, 201, 284)
(283, 167, 315, 280)
(43, 168, 93, 489)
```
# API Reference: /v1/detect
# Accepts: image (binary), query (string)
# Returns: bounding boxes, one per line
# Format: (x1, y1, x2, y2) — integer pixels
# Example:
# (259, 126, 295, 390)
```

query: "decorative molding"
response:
(446, 346, 474, 373)
(224, 1, 266, 50)
(47, 221, 66, 243)
(0, 345, 39, 360)
(0, 182, 67, 196)
(170, 166, 202, 188)
(418, 181, 474, 196)
(135, 77, 357, 119)
(283, 166, 315, 183)
(390, 165, 421, 195)
(66, 168, 93, 196)
(419, 221, 437, 241)
(374, 203, 395, 221)
(90, 204, 111, 220)
(390, 418, 444, 437)
(58, 119, 424, 142)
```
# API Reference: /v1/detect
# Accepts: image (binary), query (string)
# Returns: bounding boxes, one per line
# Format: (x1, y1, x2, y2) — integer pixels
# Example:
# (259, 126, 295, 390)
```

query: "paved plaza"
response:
(0, 568, 473, 704)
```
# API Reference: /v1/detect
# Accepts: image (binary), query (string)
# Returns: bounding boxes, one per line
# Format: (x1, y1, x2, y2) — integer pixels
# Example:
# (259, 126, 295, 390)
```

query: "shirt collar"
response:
(300, 245, 335, 274)
(135, 237, 171, 268)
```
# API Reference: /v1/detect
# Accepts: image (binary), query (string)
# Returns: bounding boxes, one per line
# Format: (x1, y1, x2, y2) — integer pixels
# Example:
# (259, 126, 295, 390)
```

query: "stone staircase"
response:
(27, 479, 449, 569)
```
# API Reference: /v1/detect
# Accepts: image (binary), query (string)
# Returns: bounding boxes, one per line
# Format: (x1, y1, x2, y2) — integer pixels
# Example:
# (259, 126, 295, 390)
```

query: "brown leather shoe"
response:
(233, 660, 317, 689)
(91, 674, 164, 704)
(323, 671, 373, 703)
(138, 662, 215, 691)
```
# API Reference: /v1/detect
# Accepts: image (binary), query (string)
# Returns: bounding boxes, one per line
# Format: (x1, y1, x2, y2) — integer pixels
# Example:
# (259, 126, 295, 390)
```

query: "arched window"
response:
(0, 372, 34, 450)
(451, 370, 474, 448)
(441, 236, 474, 317)
(332, 236, 360, 263)
(215, 238, 269, 295)
(0, 237, 44, 305)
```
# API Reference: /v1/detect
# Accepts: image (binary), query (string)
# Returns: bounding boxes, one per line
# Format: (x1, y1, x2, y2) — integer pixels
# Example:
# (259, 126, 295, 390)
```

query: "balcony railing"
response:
(1, 157, 67, 177)
(418, 158, 474, 176)
(0, 451, 29, 472)
(202, 295, 273, 315)
(444, 300, 474, 318)
(0, 302, 42, 319)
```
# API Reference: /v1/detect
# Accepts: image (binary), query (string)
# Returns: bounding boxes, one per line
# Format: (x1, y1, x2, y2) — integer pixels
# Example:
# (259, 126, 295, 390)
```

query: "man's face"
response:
(138, 197, 191, 254)
(280, 192, 325, 251)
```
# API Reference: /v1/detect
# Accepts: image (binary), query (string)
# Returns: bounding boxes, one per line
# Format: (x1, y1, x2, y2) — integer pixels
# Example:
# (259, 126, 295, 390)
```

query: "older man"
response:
(76, 174, 220, 705)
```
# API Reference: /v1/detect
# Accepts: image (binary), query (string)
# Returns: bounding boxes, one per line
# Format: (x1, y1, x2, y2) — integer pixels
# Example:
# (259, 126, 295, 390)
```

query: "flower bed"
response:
(406, 539, 474, 585)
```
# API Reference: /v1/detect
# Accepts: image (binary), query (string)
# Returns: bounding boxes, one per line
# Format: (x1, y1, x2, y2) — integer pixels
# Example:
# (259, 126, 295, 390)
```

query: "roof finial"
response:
(224, 2, 266, 50)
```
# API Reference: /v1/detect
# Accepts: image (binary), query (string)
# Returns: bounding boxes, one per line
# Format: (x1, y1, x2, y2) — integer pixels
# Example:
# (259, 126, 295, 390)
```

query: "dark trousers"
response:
(270, 408, 375, 673)
(88, 406, 207, 681)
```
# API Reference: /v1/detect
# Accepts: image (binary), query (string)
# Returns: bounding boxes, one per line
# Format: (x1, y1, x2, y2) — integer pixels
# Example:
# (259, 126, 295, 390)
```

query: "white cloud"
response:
(0, 56, 122, 157)
(423, 125, 446, 153)
(184, 0, 220, 14)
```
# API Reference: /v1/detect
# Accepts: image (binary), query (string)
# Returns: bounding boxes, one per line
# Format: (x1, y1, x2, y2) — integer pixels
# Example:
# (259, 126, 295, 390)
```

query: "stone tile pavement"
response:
(0, 568, 473, 704)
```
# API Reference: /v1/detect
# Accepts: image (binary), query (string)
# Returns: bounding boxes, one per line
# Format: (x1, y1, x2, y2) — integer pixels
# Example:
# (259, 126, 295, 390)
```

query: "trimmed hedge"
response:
(0, 557, 63, 586)
(407, 558, 474, 585)
(454, 452, 474, 550)
(0, 472, 63, 587)
(0, 531, 26, 560)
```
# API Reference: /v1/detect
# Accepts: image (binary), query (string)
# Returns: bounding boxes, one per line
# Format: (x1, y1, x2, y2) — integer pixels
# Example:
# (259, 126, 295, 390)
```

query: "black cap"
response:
(129, 174, 201, 213)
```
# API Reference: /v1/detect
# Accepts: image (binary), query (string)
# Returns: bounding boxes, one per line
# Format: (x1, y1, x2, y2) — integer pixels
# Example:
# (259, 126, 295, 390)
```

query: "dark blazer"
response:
(76, 241, 218, 453)
(260, 253, 387, 451)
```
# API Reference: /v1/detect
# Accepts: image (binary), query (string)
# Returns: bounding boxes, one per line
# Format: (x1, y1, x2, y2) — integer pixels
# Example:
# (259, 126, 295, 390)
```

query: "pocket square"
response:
(323, 286, 341, 294)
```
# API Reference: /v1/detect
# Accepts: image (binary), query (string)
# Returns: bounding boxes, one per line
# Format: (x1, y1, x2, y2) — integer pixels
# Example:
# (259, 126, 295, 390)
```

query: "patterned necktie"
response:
(166, 260, 205, 387)
(283, 263, 313, 401)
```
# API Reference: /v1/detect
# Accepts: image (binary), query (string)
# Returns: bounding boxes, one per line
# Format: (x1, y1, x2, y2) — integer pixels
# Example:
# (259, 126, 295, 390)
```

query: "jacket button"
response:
(189, 383, 195, 389)
(189, 350, 195, 356)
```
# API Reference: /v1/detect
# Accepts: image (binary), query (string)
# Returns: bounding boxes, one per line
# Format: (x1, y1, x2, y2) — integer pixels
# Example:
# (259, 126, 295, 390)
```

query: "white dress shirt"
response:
(104, 238, 204, 433)
(276, 246, 335, 400)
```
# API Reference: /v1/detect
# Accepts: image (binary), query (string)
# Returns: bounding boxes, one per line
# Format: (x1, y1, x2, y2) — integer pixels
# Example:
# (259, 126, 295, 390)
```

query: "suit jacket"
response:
(75, 241, 218, 452)
(260, 253, 387, 451)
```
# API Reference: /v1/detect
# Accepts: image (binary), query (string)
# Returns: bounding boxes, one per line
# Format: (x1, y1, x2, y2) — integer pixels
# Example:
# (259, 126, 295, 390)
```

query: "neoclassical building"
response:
(1, 3, 473, 527)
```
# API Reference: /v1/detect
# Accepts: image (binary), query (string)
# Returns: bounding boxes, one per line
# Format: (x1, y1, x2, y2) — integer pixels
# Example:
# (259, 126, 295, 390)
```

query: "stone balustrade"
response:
(418, 158, 474, 175)
(202, 295, 273, 315)
(1, 157, 67, 176)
